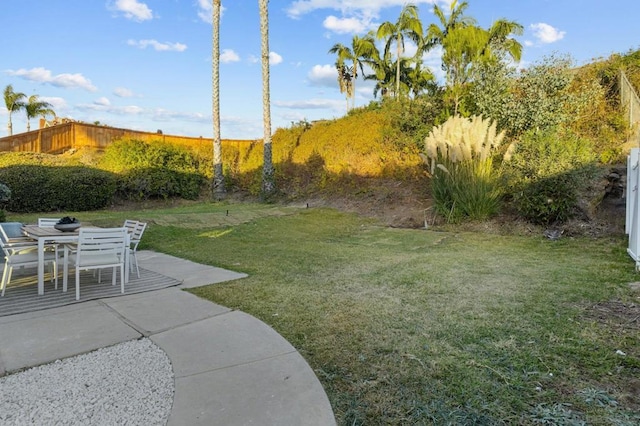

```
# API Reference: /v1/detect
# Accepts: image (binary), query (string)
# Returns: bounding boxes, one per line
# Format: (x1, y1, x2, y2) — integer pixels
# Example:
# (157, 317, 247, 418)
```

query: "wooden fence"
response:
(0, 122, 251, 154)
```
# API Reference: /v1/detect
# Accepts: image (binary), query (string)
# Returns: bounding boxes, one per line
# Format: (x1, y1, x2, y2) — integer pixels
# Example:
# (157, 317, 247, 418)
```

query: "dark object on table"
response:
(55, 216, 81, 232)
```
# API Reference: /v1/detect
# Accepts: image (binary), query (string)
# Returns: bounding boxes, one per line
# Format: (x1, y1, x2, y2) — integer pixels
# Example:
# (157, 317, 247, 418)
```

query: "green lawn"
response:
(12, 202, 640, 425)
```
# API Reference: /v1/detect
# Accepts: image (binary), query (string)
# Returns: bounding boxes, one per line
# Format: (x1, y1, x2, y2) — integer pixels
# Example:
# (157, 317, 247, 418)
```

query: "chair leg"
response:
(111, 267, 116, 286)
(120, 265, 125, 294)
(133, 252, 140, 278)
(75, 268, 81, 300)
(63, 246, 69, 292)
(1, 264, 9, 296)
(3, 266, 14, 297)
(51, 260, 58, 289)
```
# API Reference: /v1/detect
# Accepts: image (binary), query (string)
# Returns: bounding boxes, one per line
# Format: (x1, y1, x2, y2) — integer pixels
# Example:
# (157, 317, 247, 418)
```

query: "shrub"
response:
(100, 138, 207, 176)
(422, 115, 507, 222)
(0, 183, 11, 204)
(381, 95, 443, 153)
(0, 182, 10, 222)
(503, 128, 599, 225)
(99, 138, 209, 199)
(0, 165, 117, 212)
(118, 168, 205, 200)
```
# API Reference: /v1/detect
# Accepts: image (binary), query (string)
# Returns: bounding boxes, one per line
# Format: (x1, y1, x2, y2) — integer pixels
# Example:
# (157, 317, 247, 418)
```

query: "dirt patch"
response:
(298, 177, 627, 238)
(583, 300, 640, 332)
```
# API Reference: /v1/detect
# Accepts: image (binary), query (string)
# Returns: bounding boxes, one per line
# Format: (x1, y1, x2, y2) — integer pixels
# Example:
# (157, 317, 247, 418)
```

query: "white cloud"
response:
(127, 39, 187, 52)
(94, 97, 111, 106)
(111, 0, 153, 21)
(307, 64, 337, 87)
(286, 0, 439, 19)
(270, 52, 283, 65)
(82, 102, 144, 115)
(114, 87, 134, 97)
(530, 23, 565, 44)
(40, 97, 67, 111)
(6, 67, 97, 91)
(220, 49, 240, 63)
(151, 109, 209, 123)
(273, 99, 345, 110)
(197, 0, 226, 24)
(323, 15, 369, 34)
(245, 52, 283, 65)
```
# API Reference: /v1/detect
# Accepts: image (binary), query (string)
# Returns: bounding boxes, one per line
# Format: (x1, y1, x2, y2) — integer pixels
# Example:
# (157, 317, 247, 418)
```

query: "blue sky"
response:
(1, 0, 639, 140)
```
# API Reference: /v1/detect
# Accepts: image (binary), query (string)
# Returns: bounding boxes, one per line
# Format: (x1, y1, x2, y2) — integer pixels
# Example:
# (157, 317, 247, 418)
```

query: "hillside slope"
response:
(270, 111, 431, 228)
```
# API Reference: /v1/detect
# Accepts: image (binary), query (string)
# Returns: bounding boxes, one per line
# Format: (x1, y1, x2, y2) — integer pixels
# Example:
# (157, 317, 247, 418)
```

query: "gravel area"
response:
(0, 338, 174, 425)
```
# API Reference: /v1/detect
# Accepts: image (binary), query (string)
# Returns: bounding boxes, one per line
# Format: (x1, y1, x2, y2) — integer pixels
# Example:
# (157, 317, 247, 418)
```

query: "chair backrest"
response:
(124, 219, 138, 234)
(38, 218, 62, 227)
(131, 221, 147, 243)
(0, 222, 26, 243)
(0, 222, 35, 257)
(76, 227, 128, 266)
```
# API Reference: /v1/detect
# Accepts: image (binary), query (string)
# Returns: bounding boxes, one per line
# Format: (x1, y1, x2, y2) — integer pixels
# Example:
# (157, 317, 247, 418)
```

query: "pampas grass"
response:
(423, 115, 507, 222)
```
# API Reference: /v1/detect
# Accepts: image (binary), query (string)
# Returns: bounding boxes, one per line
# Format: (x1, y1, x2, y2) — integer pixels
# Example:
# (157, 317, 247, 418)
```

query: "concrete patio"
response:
(0, 250, 336, 425)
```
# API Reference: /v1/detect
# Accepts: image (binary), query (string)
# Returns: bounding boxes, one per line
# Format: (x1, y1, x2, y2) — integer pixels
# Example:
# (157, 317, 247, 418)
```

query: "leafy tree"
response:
(24, 94, 55, 132)
(3, 84, 26, 136)
(211, 0, 225, 198)
(426, 0, 522, 114)
(259, 0, 275, 197)
(471, 55, 581, 138)
(376, 3, 423, 98)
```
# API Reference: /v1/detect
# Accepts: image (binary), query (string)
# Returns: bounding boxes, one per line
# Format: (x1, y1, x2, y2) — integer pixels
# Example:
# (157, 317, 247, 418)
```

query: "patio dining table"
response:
(21, 225, 130, 295)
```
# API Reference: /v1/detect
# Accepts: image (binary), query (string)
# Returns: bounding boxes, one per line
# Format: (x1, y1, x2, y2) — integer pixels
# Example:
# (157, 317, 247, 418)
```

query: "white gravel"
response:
(0, 338, 174, 425)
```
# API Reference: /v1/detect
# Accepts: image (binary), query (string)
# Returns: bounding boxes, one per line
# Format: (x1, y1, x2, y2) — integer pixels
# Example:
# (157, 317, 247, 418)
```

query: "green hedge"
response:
(0, 165, 117, 213)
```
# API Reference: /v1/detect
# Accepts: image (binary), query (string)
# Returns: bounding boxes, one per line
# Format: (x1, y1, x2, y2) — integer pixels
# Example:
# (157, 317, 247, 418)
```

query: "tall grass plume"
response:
(422, 115, 507, 222)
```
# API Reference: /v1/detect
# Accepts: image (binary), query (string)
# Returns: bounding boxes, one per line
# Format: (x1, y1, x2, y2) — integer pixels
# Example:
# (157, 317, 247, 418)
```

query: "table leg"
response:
(37, 238, 45, 295)
(63, 244, 69, 292)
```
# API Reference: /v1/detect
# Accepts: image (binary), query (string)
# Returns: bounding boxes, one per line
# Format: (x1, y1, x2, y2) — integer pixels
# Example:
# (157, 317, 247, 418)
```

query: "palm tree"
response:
(335, 63, 354, 110)
(482, 19, 524, 63)
(364, 55, 408, 99)
(259, 0, 275, 197)
(212, 0, 225, 198)
(426, 0, 522, 114)
(376, 3, 423, 98)
(328, 34, 378, 109)
(406, 61, 436, 98)
(24, 95, 55, 132)
(426, 0, 475, 46)
(3, 84, 26, 136)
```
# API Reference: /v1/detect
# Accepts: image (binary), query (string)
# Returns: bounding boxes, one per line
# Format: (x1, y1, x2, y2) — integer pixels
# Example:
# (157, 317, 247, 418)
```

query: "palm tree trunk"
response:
(212, 0, 225, 198)
(396, 35, 401, 98)
(259, 0, 275, 197)
(351, 61, 357, 110)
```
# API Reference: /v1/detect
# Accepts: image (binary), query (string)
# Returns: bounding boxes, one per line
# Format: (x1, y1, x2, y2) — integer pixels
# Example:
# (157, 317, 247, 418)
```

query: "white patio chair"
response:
(38, 217, 71, 289)
(0, 222, 58, 296)
(38, 218, 62, 227)
(124, 220, 147, 278)
(66, 227, 128, 300)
